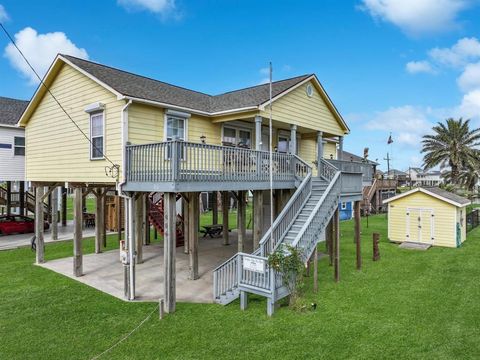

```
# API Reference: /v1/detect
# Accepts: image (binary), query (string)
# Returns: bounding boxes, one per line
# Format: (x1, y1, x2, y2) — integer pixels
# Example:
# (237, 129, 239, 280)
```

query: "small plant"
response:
(267, 244, 305, 308)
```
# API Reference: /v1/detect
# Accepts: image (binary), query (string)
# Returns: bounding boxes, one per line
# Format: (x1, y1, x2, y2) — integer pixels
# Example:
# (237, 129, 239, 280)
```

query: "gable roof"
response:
(62, 55, 312, 114)
(0, 96, 29, 126)
(383, 187, 471, 207)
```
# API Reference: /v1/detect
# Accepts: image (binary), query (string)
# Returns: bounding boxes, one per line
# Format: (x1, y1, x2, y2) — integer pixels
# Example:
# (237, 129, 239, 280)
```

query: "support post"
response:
(327, 219, 333, 266)
(290, 124, 297, 155)
(183, 194, 189, 254)
(237, 190, 246, 252)
(212, 191, 218, 225)
(117, 194, 122, 241)
(35, 186, 45, 264)
(61, 186, 67, 226)
(19, 181, 25, 216)
(338, 136, 344, 161)
(253, 190, 264, 250)
(95, 188, 103, 253)
(51, 186, 58, 240)
(222, 191, 229, 245)
(354, 201, 362, 270)
(102, 191, 107, 248)
(317, 131, 323, 177)
(334, 207, 340, 282)
(135, 193, 144, 264)
(313, 246, 319, 293)
(164, 192, 177, 313)
(145, 195, 150, 245)
(188, 192, 199, 280)
(6, 181, 11, 216)
(73, 187, 83, 277)
(127, 194, 136, 300)
(240, 291, 248, 310)
(255, 115, 262, 150)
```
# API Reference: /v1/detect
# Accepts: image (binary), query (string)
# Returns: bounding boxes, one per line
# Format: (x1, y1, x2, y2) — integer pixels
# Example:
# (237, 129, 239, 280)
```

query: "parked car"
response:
(0, 215, 49, 235)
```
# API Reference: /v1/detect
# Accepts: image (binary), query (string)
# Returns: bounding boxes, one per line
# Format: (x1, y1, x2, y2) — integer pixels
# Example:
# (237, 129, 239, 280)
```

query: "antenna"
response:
(269, 62, 274, 252)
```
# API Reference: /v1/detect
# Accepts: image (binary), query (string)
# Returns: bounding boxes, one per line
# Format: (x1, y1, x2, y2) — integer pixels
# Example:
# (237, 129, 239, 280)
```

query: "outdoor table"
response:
(200, 224, 223, 238)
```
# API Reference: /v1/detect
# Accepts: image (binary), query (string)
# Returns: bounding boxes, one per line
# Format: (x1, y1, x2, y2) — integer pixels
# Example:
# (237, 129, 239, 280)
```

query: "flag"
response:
(387, 134, 393, 144)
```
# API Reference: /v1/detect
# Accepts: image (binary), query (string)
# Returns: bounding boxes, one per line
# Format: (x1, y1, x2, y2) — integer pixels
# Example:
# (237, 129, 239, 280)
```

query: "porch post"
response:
(51, 186, 58, 241)
(317, 131, 323, 177)
(135, 193, 144, 264)
(237, 190, 246, 252)
(102, 190, 107, 248)
(73, 187, 83, 277)
(334, 206, 340, 282)
(183, 194, 189, 254)
(253, 190, 264, 250)
(188, 192, 199, 280)
(35, 186, 45, 264)
(338, 136, 344, 161)
(290, 124, 297, 155)
(255, 115, 262, 150)
(144, 195, 150, 246)
(354, 200, 362, 270)
(164, 192, 177, 313)
(222, 191, 230, 245)
(127, 194, 136, 300)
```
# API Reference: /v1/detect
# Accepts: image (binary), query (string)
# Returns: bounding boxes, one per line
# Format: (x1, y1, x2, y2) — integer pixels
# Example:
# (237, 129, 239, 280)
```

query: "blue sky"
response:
(1, 0, 480, 171)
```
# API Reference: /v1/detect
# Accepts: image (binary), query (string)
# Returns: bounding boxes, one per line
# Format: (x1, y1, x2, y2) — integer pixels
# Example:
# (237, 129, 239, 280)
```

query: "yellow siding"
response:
(189, 115, 222, 145)
(388, 192, 457, 248)
(25, 63, 123, 183)
(260, 80, 345, 136)
(323, 142, 337, 160)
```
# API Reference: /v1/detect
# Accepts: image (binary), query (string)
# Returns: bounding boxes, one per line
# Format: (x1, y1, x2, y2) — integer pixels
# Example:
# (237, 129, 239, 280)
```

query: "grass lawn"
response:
(1, 215, 480, 359)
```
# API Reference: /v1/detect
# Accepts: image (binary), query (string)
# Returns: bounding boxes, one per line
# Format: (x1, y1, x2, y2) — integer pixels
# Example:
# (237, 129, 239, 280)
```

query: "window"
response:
(90, 112, 104, 160)
(223, 126, 252, 148)
(14, 137, 25, 156)
(278, 135, 289, 153)
(341, 202, 347, 210)
(166, 116, 186, 141)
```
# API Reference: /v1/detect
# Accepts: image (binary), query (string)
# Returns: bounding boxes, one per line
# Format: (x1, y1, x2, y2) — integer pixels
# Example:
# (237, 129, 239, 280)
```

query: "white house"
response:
(0, 96, 29, 214)
(408, 167, 443, 187)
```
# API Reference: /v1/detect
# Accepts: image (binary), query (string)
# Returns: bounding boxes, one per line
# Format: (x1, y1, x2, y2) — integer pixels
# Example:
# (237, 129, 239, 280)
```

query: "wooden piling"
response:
(373, 233, 380, 261)
(164, 192, 177, 313)
(73, 187, 83, 277)
(354, 201, 362, 270)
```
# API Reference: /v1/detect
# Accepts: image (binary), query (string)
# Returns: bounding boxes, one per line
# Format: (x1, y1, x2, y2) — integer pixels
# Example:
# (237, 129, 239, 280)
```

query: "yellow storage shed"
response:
(384, 187, 470, 248)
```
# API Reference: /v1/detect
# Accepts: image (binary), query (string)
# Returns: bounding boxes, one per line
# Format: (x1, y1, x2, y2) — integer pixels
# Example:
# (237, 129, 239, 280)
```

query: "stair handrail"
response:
(291, 169, 341, 262)
(258, 160, 312, 257)
(366, 178, 378, 201)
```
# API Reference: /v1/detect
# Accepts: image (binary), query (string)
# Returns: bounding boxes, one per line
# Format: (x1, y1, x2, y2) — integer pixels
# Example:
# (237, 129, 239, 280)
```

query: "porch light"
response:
(200, 135, 206, 144)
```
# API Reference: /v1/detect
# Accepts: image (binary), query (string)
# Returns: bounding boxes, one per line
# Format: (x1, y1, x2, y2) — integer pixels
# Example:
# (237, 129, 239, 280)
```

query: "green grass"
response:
(1, 215, 480, 359)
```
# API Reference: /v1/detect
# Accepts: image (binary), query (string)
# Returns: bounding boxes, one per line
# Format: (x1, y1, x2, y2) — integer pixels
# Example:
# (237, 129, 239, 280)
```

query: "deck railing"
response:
(125, 140, 309, 185)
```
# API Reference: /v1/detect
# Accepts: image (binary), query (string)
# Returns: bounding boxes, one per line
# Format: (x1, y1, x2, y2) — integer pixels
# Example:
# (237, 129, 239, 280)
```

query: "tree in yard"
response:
(422, 118, 480, 185)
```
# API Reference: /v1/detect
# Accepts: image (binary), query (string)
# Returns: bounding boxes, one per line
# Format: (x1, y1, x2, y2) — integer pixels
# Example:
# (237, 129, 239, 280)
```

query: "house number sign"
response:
(243, 257, 265, 273)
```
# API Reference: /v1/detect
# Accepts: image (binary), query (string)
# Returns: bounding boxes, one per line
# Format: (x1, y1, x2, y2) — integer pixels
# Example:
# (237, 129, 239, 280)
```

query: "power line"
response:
(0, 22, 119, 174)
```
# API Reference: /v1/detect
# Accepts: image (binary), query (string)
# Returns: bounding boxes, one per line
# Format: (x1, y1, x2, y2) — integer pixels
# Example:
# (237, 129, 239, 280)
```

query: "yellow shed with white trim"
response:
(384, 187, 470, 248)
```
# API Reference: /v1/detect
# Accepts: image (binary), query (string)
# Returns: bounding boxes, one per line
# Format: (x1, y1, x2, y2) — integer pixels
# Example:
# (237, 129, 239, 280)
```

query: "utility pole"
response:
(384, 153, 391, 175)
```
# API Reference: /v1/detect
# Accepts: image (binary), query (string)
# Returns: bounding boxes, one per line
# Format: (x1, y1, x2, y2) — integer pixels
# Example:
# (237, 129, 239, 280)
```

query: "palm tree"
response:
(422, 118, 480, 185)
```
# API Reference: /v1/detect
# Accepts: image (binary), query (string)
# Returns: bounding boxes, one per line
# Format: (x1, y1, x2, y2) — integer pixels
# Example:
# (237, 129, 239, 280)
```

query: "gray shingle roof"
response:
(423, 187, 471, 206)
(62, 55, 311, 114)
(341, 150, 379, 165)
(0, 96, 29, 126)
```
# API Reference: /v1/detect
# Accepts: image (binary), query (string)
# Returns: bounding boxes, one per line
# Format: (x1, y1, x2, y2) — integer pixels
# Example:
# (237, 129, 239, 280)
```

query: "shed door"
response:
(406, 208, 434, 244)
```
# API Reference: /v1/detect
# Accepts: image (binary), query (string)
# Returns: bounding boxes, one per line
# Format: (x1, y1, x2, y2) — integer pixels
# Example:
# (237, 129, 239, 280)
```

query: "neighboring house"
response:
(19, 54, 363, 315)
(408, 168, 443, 187)
(384, 187, 470, 248)
(0, 96, 29, 215)
(385, 169, 407, 186)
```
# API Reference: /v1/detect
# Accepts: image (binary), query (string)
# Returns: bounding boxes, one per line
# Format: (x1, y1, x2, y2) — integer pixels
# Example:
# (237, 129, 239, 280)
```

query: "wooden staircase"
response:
(0, 185, 50, 219)
(148, 193, 185, 247)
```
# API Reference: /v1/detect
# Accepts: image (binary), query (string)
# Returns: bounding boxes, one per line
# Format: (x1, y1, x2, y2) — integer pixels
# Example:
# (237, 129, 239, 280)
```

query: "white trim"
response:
(164, 112, 188, 142)
(406, 207, 434, 244)
(89, 111, 105, 160)
(383, 187, 470, 208)
(0, 123, 22, 129)
(221, 124, 252, 148)
(13, 135, 25, 157)
(84, 102, 105, 113)
(165, 109, 191, 118)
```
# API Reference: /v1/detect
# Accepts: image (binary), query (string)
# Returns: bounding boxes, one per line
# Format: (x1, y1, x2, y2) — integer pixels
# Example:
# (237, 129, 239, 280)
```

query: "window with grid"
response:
(90, 112, 104, 160)
(14, 136, 25, 156)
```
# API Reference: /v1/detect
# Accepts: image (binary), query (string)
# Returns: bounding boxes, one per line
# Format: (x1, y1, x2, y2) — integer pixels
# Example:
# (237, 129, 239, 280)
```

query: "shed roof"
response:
(0, 96, 29, 126)
(383, 187, 471, 207)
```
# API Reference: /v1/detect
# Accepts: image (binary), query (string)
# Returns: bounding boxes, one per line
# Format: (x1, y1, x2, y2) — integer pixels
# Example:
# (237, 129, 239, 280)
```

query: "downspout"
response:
(117, 99, 135, 300)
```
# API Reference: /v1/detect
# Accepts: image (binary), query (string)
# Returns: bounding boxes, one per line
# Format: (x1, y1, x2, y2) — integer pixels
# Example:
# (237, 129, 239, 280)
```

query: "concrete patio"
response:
(39, 229, 253, 303)
(0, 221, 101, 251)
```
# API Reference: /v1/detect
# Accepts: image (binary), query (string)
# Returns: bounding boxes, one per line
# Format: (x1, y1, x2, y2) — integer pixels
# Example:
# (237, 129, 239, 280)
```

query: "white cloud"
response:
(457, 62, 480, 92)
(406, 60, 435, 74)
(429, 37, 480, 68)
(4, 27, 88, 85)
(456, 89, 480, 122)
(365, 105, 434, 146)
(0, 4, 9, 22)
(360, 0, 471, 35)
(117, 0, 176, 16)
